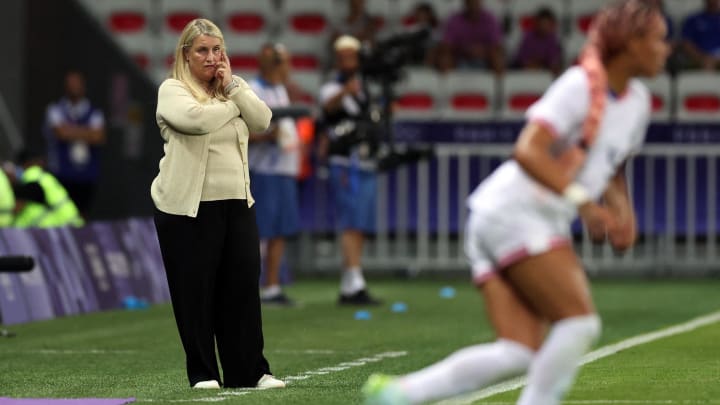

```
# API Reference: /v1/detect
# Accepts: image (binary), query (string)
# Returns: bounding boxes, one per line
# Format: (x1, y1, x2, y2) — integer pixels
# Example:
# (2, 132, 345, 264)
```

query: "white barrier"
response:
(296, 144, 720, 276)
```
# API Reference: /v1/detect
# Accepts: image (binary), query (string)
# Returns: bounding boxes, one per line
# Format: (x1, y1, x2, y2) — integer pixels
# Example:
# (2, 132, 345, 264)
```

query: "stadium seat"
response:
(564, 31, 587, 66)
(665, 0, 704, 26)
(275, 32, 327, 72)
(500, 71, 553, 120)
(218, 0, 278, 36)
(675, 72, 720, 122)
(442, 71, 497, 121)
(83, 0, 156, 71)
(224, 34, 272, 72)
(394, 68, 443, 121)
(280, 0, 335, 37)
(507, 0, 565, 37)
(160, 0, 213, 34)
(567, 0, 605, 36)
(640, 73, 673, 122)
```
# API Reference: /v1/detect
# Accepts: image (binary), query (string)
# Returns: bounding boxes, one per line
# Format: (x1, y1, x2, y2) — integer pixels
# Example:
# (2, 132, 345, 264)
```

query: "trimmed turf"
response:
(0, 279, 718, 404)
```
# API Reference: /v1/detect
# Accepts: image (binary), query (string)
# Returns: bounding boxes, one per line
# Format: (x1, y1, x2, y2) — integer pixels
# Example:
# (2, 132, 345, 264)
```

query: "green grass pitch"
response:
(0, 279, 719, 404)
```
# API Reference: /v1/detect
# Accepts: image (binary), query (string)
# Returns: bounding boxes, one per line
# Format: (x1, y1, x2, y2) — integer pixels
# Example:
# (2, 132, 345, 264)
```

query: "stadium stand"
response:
(675, 71, 720, 122)
(640, 73, 674, 122)
(499, 70, 553, 120)
(567, 0, 605, 37)
(394, 67, 443, 121)
(442, 70, 497, 121)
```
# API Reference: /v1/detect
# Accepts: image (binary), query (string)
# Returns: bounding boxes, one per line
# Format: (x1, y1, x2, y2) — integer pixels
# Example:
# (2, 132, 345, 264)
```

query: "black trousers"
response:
(154, 200, 271, 387)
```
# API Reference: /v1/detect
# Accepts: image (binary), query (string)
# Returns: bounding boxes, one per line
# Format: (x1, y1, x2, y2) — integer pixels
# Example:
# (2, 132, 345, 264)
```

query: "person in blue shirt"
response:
(44, 71, 106, 217)
(680, 0, 720, 70)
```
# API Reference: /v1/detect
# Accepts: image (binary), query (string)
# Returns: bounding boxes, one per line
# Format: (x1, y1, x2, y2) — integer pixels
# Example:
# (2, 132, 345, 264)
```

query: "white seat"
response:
(394, 68, 443, 121)
(500, 71, 553, 120)
(564, 31, 587, 66)
(224, 34, 273, 72)
(275, 32, 328, 72)
(665, 0, 704, 25)
(290, 71, 323, 108)
(675, 72, 720, 122)
(442, 71, 497, 121)
(83, 0, 156, 71)
(639, 73, 673, 122)
(159, 0, 214, 66)
(280, 0, 335, 37)
(218, 0, 279, 36)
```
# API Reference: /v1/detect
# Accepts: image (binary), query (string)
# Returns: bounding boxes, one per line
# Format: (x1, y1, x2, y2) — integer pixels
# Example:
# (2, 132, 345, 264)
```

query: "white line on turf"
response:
(437, 310, 720, 405)
(28, 349, 138, 355)
(283, 351, 408, 383)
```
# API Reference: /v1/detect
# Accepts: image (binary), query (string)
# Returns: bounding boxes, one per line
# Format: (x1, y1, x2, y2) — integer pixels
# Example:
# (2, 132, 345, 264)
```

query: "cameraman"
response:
(319, 35, 381, 306)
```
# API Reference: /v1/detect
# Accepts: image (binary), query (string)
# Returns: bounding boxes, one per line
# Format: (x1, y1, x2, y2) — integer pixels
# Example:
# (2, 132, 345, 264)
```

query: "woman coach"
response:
(151, 18, 284, 390)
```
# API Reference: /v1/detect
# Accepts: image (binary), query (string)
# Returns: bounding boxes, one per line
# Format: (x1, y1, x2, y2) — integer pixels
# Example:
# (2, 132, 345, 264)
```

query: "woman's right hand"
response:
(579, 202, 617, 243)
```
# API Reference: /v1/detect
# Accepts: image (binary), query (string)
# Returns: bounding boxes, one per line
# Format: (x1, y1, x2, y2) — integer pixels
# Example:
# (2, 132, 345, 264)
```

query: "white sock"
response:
(340, 267, 366, 295)
(517, 314, 601, 405)
(397, 339, 534, 404)
(261, 285, 281, 299)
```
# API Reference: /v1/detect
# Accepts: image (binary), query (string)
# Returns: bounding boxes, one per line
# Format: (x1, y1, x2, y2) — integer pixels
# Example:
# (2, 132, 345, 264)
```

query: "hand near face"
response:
(215, 52, 233, 87)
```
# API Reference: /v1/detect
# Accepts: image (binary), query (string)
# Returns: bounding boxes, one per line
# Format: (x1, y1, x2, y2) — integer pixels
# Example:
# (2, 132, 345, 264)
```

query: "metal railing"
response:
(295, 144, 720, 277)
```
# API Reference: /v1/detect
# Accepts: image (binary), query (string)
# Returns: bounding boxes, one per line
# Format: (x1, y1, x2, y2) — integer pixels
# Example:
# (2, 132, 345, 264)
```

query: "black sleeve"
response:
(13, 183, 46, 204)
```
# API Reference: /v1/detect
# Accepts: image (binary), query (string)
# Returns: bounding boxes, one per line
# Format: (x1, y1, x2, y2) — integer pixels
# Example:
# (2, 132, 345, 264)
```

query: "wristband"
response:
(562, 182, 591, 206)
(224, 79, 239, 93)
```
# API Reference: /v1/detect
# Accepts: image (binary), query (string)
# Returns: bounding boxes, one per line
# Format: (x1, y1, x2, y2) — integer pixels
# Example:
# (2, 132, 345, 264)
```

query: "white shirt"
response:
(467, 66, 651, 220)
(248, 78, 300, 176)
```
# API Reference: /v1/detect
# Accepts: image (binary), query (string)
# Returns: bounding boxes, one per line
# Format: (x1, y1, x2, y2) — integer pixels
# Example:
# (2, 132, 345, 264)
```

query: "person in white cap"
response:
(319, 35, 381, 306)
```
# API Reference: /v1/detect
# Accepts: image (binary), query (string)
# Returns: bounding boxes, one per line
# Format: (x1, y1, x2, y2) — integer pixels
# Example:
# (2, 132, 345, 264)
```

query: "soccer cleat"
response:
(363, 374, 409, 405)
(256, 374, 286, 389)
(192, 380, 220, 389)
(338, 289, 383, 306)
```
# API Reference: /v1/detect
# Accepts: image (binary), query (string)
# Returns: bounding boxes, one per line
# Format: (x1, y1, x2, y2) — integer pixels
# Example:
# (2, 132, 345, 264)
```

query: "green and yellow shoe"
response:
(362, 374, 410, 405)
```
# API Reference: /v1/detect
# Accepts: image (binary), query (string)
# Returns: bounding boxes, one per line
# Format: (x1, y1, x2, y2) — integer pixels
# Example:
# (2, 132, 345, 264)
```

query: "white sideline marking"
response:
(271, 349, 337, 355)
(438, 310, 720, 405)
(29, 349, 138, 355)
(283, 351, 408, 383)
(145, 351, 409, 403)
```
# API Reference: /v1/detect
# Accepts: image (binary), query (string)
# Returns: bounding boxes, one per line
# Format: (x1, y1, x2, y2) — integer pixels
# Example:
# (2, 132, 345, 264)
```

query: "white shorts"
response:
(464, 207, 572, 285)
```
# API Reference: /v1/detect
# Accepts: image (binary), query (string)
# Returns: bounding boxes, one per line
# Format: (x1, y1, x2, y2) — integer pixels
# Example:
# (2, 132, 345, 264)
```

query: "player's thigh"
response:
(480, 276, 546, 350)
(504, 245, 595, 322)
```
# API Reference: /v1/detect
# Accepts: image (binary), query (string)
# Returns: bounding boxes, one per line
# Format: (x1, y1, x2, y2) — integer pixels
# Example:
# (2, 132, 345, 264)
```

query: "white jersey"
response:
(467, 66, 651, 221)
(248, 78, 300, 176)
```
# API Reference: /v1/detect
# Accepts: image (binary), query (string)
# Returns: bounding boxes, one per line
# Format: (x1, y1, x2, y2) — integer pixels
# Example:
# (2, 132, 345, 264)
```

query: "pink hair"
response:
(578, 0, 660, 147)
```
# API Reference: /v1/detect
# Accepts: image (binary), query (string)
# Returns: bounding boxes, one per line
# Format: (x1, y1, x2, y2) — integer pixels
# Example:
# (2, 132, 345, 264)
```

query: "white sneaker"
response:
(256, 374, 285, 389)
(193, 380, 220, 389)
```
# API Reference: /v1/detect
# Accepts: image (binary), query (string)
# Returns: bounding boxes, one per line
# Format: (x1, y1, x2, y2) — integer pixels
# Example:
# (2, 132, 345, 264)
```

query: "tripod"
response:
(0, 255, 35, 338)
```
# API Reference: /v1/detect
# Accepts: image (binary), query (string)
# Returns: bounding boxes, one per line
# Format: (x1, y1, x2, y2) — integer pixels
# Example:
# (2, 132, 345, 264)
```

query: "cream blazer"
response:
(151, 76, 271, 217)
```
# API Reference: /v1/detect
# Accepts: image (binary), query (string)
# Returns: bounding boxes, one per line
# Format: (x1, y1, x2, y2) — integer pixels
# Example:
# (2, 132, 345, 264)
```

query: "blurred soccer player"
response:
(364, 1, 670, 404)
(248, 43, 301, 306)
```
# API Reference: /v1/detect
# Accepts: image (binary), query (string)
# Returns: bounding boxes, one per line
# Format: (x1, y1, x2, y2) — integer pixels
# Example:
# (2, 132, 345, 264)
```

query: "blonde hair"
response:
(170, 18, 228, 103)
(579, 0, 660, 147)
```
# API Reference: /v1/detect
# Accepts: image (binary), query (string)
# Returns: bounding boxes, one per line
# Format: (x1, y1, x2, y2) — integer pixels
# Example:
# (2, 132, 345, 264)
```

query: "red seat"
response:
(291, 14, 327, 33)
(166, 12, 200, 33)
(684, 95, 720, 112)
(132, 54, 150, 69)
(397, 93, 434, 109)
(519, 15, 536, 32)
(452, 94, 489, 111)
(291, 55, 320, 70)
(651, 94, 664, 112)
(576, 14, 596, 34)
(109, 12, 146, 33)
(509, 93, 541, 111)
(227, 14, 265, 33)
(230, 54, 260, 70)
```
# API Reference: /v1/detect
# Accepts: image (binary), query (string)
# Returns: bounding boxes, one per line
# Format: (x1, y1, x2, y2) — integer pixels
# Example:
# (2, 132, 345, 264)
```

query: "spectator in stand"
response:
(44, 70, 106, 218)
(680, 0, 720, 70)
(332, 0, 382, 45)
(440, 0, 505, 74)
(513, 7, 563, 76)
(403, 2, 442, 67)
